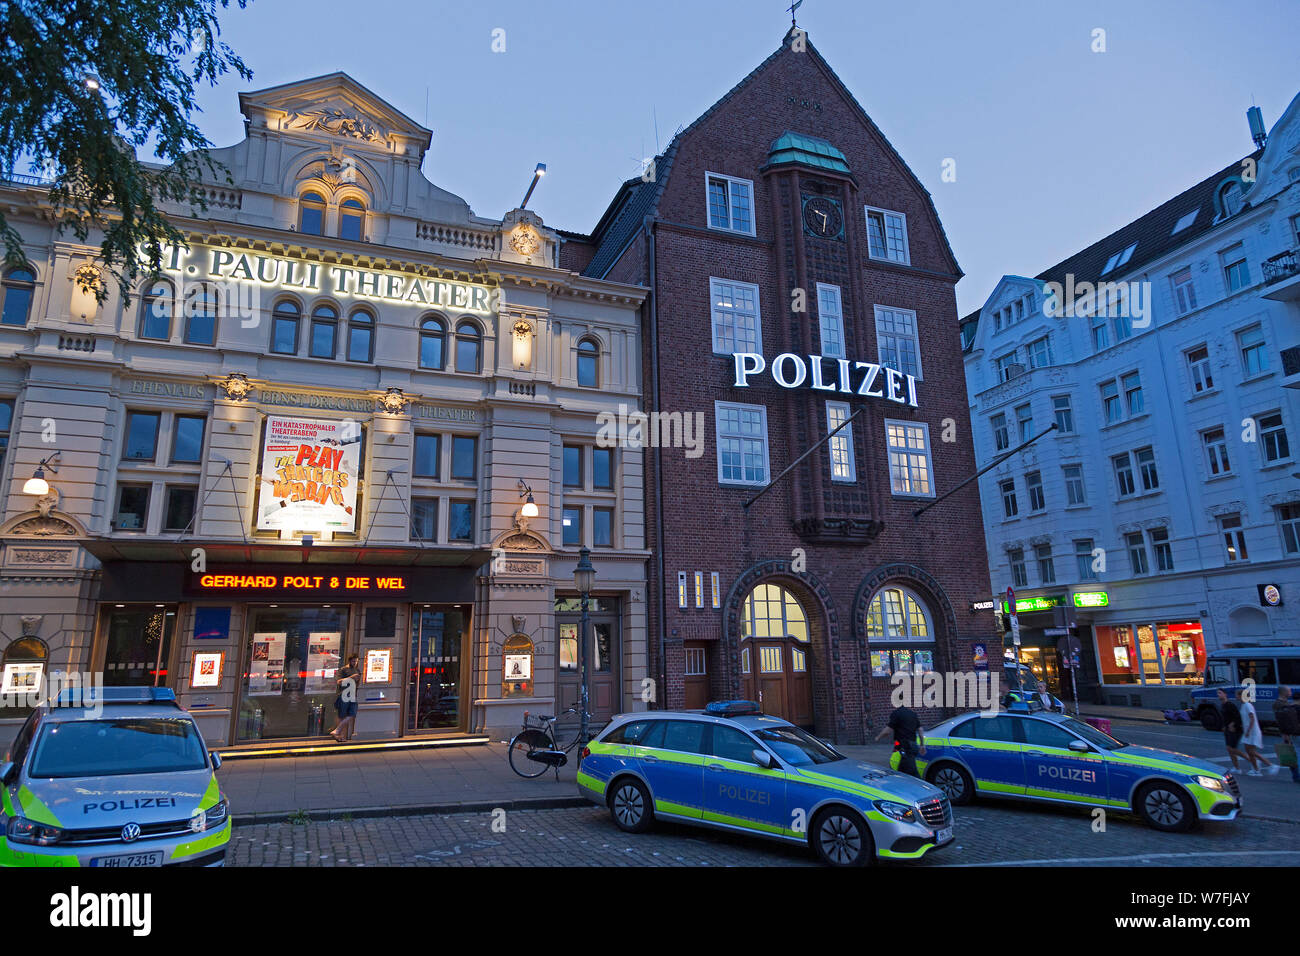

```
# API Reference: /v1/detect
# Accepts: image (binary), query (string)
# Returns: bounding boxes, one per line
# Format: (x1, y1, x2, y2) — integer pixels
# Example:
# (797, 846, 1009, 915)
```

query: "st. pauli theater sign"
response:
(731, 352, 919, 407)
(257, 416, 361, 533)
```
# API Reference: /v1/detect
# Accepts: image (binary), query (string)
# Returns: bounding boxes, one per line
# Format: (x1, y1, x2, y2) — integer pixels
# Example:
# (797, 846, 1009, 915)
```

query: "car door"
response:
(635, 719, 707, 819)
(1018, 717, 1109, 803)
(948, 715, 1026, 795)
(702, 724, 787, 834)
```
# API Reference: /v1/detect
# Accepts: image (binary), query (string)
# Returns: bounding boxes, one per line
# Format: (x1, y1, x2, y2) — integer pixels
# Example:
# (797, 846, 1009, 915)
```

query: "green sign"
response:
(1073, 591, 1110, 608)
(1000, 595, 1067, 614)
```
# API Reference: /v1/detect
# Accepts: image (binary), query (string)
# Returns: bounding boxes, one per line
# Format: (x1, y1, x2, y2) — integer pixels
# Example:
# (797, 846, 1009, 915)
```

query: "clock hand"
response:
(818, 210, 827, 228)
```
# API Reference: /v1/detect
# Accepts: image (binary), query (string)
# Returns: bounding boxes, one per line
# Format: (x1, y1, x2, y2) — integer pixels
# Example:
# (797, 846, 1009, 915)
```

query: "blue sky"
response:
(189, 0, 1300, 315)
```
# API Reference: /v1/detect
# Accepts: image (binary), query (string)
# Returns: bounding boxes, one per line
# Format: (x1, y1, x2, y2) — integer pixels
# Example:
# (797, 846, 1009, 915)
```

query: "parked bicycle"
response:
(508, 706, 591, 780)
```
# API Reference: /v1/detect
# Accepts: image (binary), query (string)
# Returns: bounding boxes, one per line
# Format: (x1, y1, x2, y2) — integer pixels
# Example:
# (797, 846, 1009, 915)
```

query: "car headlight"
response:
(1194, 775, 1225, 792)
(873, 800, 918, 823)
(190, 799, 228, 833)
(6, 816, 65, 846)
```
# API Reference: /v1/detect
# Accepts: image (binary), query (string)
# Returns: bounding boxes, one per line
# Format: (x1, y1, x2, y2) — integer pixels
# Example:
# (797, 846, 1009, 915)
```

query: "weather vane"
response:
(788, 0, 802, 27)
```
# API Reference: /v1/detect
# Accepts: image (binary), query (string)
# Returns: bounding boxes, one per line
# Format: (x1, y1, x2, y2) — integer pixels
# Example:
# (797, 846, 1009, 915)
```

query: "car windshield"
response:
(29, 718, 208, 778)
(1059, 716, 1125, 750)
(754, 725, 843, 766)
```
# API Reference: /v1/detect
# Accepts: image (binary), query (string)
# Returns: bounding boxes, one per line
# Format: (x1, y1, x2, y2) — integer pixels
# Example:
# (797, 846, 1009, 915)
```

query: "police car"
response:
(1, 687, 231, 867)
(897, 710, 1239, 832)
(576, 702, 954, 866)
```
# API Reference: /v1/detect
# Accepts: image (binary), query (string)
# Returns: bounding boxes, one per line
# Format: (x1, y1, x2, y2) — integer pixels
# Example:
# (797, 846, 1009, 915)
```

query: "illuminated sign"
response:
(1260, 583, 1281, 607)
(161, 244, 495, 314)
(194, 573, 408, 594)
(257, 416, 361, 533)
(732, 352, 919, 407)
(1073, 591, 1110, 608)
(1000, 595, 1068, 614)
(969, 600, 995, 612)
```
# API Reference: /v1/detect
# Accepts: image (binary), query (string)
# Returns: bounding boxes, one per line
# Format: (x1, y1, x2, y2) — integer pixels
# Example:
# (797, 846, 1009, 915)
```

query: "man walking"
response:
(876, 703, 925, 777)
(1273, 685, 1300, 783)
(1217, 688, 1250, 772)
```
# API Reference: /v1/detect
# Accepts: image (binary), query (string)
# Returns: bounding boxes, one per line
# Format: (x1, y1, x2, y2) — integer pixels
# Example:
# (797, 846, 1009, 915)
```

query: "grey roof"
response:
(582, 173, 663, 279)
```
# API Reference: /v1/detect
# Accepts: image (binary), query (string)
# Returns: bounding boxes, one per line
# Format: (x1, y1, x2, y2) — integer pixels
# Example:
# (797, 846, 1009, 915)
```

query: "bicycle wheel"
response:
(508, 728, 554, 778)
(551, 708, 585, 752)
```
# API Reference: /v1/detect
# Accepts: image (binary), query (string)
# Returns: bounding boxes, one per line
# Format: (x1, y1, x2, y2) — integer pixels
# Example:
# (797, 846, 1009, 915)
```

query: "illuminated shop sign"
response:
(1073, 591, 1110, 608)
(1000, 595, 1068, 614)
(161, 244, 495, 314)
(732, 352, 919, 407)
(192, 573, 409, 595)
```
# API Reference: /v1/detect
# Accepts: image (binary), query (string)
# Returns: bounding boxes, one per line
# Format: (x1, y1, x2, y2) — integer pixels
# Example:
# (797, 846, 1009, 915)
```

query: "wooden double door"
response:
(742, 638, 814, 727)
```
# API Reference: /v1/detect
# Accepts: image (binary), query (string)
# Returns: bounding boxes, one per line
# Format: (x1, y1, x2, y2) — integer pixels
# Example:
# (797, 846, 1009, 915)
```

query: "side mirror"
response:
(0, 762, 14, 786)
(1068, 739, 1090, 753)
(210, 753, 223, 771)
(751, 749, 775, 769)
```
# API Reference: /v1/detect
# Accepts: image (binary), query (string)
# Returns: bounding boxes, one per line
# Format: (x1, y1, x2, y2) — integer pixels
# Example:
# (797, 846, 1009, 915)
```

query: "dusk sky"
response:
(188, 0, 1299, 316)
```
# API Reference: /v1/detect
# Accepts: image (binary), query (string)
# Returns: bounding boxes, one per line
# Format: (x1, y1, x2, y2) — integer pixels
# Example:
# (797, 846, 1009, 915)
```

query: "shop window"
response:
(593, 507, 614, 547)
(138, 279, 173, 340)
(593, 447, 613, 489)
(162, 485, 197, 531)
(455, 320, 482, 373)
(1, 267, 36, 326)
(1156, 622, 1205, 684)
(448, 500, 474, 541)
(271, 300, 301, 354)
(339, 198, 365, 242)
(419, 316, 446, 369)
(347, 308, 374, 363)
(411, 497, 438, 541)
(1095, 625, 1140, 684)
(742, 583, 810, 642)
(184, 283, 219, 345)
(562, 506, 582, 546)
(576, 338, 599, 388)
(122, 411, 160, 461)
(309, 304, 338, 359)
(413, 434, 440, 479)
(238, 606, 347, 741)
(298, 191, 325, 235)
(114, 484, 150, 530)
(171, 415, 206, 464)
(101, 606, 176, 687)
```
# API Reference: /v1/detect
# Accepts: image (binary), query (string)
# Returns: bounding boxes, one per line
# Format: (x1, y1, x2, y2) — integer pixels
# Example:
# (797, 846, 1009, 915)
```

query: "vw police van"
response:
(1190, 645, 1300, 730)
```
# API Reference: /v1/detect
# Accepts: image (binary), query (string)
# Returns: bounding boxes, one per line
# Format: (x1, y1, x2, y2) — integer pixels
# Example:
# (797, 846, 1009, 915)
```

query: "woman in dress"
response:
(1238, 688, 1276, 776)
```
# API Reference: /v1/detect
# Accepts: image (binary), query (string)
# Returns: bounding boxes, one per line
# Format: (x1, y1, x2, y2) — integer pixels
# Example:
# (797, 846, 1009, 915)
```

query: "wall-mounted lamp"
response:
(520, 163, 546, 210)
(517, 479, 539, 519)
(23, 452, 61, 496)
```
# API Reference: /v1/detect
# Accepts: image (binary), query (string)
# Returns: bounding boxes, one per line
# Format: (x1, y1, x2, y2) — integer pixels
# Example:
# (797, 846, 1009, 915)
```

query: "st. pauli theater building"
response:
(0, 74, 650, 749)
(565, 28, 996, 743)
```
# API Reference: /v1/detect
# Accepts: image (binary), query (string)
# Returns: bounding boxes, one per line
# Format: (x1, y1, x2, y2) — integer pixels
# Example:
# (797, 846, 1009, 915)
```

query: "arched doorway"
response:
(740, 582, 814, 725)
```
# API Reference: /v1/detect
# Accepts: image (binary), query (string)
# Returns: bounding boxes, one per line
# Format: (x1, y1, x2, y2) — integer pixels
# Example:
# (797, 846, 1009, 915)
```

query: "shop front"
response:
(1092, 619, 1207, 705)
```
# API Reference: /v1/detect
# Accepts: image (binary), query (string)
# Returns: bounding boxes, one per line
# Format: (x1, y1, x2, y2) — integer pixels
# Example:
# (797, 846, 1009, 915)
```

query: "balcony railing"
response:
(1282, 345, 1300, 378)
(1263, 249, 1300, 286)
(0, 171, 52, 188)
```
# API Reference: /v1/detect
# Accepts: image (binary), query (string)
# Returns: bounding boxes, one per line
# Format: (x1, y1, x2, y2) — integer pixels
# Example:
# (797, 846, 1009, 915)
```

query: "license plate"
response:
(91, 851, 164, 868)
(935, 827, 953, 844)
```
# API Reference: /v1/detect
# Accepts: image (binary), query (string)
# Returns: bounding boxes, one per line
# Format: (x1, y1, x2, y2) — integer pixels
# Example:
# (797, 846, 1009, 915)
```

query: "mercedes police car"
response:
(895, 710, 1239, 832)
(576, 701, 954, 866)
(1, 687, 231, 867)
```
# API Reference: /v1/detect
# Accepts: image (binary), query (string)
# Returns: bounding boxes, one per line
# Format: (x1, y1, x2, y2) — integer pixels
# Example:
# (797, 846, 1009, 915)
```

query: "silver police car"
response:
(1, 687, 231, 867)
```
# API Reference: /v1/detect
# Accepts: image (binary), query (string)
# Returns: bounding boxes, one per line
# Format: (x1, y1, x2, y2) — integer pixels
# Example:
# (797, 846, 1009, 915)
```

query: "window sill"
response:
(1260, 459, 1296, 472)
(1205, 472, 1235, 483)
(1241, 370, 1276, 386)
(1064, 503, 1090, 510)
(1100, 411, 1151, 432)
(706, 225, 758, 239)
(1116, 490, 1164, 504)
(1186, 386, 1221, 402)
(866, 254, 912, 268)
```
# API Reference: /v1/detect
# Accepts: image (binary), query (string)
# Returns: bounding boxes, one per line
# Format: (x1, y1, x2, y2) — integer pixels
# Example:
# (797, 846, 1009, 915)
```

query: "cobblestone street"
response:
(230, 800, 1300, 868)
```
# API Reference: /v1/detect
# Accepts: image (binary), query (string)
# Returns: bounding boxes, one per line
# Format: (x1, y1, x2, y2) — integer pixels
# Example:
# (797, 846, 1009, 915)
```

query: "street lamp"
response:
(22, 452, 61, 496)
(520, 163, 546, 209)
(572, 547, 596, 747)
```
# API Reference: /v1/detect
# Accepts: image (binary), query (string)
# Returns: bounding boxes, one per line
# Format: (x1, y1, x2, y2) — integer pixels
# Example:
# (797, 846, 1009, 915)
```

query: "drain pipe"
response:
(645, 215, 667, 712)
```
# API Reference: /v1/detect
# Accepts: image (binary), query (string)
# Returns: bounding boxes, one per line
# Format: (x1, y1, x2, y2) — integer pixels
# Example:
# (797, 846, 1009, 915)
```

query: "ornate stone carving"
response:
(286, 107, 384, 143)
(9, 514, 79, 537)
(510, 223, 541, 256)
(35, 486, 59, 518)
(20, 615, 42, 637)
(497, 530, 548, 552)
(378, 387, 409, 415)
(219, 373, 253, 401)
(511, 614, 526, 633)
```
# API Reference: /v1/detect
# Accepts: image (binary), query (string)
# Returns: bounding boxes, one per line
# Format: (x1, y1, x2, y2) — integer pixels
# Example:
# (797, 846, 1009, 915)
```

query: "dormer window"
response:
(299, 192, 325, 235)
(340, 198, 365, 241)
(1218, 181, 1242, 218)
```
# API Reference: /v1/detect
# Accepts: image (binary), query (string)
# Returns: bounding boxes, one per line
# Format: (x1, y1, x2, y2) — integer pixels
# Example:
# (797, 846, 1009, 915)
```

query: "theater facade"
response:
(0, 74, 649, 747)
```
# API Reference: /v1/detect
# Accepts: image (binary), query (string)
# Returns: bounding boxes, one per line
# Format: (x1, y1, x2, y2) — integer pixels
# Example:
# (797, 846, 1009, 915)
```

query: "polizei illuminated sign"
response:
(732, 352, 919, 407)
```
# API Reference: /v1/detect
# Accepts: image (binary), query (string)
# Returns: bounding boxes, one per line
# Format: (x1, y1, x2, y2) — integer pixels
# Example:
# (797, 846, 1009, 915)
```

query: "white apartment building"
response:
(962, 95, 1300, 710)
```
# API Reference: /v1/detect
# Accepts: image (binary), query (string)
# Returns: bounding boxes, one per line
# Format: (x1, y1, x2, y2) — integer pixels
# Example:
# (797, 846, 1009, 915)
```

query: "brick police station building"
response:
(565, 28, 994, 743)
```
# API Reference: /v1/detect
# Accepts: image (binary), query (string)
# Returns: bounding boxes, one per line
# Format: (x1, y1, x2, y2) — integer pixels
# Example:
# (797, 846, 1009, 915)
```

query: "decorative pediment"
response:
(493, 529, 551, 553)
(0, 509, 87, 538)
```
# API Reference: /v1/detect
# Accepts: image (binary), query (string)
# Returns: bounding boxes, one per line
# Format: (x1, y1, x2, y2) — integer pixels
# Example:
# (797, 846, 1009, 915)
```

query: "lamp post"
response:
(572, 547, 596, 747)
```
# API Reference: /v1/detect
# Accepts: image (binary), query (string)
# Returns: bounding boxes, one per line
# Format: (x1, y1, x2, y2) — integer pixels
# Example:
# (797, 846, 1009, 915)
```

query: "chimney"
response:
(1247, 106, 1267, 149)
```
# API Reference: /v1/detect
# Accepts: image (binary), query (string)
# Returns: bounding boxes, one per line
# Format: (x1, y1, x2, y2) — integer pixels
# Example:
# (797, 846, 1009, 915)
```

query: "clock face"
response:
(802, 196, 843, 239)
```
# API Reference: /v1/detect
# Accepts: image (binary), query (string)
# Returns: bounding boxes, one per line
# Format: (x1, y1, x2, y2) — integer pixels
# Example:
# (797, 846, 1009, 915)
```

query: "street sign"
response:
(1007, 586, 1019, 645)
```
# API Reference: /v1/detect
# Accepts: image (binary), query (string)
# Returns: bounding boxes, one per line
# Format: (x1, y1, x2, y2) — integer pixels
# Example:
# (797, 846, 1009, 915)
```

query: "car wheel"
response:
(1198, 707, 1222, 732)
(927, 762, 974, 805)
(607, 777, 653, 834)
(811, 806, 874, 867)
(1135, 781, 1195, 832)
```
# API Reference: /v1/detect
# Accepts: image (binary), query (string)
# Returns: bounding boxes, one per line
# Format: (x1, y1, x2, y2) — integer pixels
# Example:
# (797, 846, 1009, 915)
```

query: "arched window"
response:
(1, 636, 49, 716)
(184, 283, 218, 346)
(347, 308, 374, 362)
(270, 299, 301, 354)
(576, 337, 599, 388)
(741, 583, 809, 642)
(419, 316, 446, 369)
(865, 586, 932, 641)
(339, 198, 365, 242)
(1218, 181, 1242, 218)
(1, 267, 36, 327)
(455, 320, 481, 373)
(138, 279, 174, 340)
(308, 303, 338, 359)
(298, 191, 326, 235)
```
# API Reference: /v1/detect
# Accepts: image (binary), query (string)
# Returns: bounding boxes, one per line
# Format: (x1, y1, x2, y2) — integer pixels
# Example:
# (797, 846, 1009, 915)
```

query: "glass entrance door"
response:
(407, 606, 466, 732)
(237, 606, 349, 741)
(100, 605, 178, 687)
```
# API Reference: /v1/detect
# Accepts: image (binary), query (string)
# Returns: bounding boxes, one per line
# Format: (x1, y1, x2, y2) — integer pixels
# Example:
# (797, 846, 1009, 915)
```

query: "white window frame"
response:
(1052, 394, 1074, 433)
(874, 305, 923, 380)
(826, 400, 857, 483)
(1185, 344, 1214, 393)
(1149, 526, 1174, 571)
(884, 419, 935, 498)
(1202, 427, 1231, 477)
(1256, 410, 1292, 465)
(1063, 463, 1086, 505)
(864, 205, 910, 265)
(1277, 504, 1300, 556)
(709, 277, 762, 356)
(1218, 514, 1249, 563)
(816, 283, 845, 358)
(714, 400, 770, 488)
(705, 172, 756, 237)
(1170, 267, 1198, 316)
(1027, 336, 1053, 369)
(1236, 324, 1268, 378)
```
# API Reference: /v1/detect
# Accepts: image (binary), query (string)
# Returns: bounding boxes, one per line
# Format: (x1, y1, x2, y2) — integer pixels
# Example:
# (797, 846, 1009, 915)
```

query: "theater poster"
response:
(257, 415, 361, 533)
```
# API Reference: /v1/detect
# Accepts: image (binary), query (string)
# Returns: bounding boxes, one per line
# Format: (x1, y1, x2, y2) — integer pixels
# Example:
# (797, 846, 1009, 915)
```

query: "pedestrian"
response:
(1238, 688, 1276, 776)
(1218, 689, 1249, 772)
(329, 653, 362, 742)
(875, 703, 925, 777)
(1035, 680, 1061, 713)
(1273, 685, 1300, 784)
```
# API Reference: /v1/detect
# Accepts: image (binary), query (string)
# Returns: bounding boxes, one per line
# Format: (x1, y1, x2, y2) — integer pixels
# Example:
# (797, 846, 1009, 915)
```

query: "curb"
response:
(232, 795, 590, 825)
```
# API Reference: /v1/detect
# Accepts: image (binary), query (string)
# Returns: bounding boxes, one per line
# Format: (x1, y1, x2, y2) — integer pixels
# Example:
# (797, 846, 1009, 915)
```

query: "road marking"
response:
(942, 849, 1300, 867)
